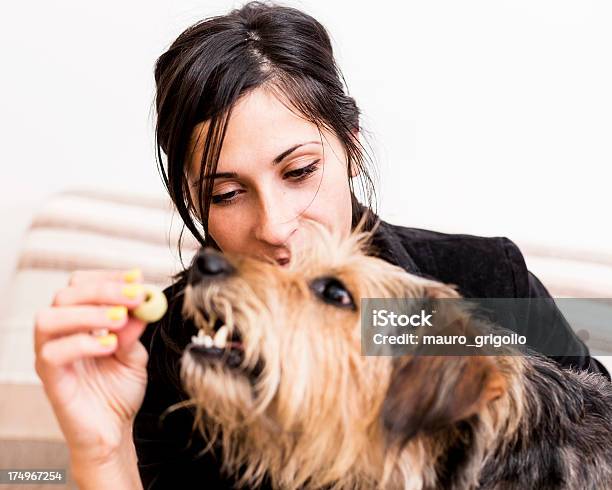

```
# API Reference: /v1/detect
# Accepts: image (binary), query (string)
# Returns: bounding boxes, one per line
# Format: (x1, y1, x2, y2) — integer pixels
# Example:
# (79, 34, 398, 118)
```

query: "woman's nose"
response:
(189, 249, 234, 286)
(254, 200, 296, 246)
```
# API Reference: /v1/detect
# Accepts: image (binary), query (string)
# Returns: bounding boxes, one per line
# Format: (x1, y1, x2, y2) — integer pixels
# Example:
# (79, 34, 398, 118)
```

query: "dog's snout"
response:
(189, 249, 234, 285)
(198, 252, 232, 275)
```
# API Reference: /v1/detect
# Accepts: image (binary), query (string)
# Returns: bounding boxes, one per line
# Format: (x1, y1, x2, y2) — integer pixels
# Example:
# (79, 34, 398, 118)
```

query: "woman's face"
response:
(187, 86, 357, 267)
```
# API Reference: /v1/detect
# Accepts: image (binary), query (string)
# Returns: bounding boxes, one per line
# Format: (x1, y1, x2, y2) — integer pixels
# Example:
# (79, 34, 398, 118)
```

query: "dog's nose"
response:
(189, 249, 234, 285)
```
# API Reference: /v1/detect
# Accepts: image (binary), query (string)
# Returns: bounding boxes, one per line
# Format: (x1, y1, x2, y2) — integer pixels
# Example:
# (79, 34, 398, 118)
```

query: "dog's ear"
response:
(421, 279, 461, 299)
(381, 355, 506, 448)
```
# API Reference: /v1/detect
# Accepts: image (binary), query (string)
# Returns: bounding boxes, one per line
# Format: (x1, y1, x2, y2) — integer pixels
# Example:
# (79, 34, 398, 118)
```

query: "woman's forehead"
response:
(188, 89, 329, 174)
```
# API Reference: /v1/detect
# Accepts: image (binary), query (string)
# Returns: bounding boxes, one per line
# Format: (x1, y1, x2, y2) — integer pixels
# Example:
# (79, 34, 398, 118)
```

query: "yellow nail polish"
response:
(123, 268, 142, 283)
(106, 306, 127, 321)
(97, 333, 117, 347)
(121, 283, 144, 299)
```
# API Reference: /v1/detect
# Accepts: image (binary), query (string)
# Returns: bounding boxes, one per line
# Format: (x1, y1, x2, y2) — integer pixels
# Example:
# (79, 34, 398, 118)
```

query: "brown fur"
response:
(177, 218, 612, 489)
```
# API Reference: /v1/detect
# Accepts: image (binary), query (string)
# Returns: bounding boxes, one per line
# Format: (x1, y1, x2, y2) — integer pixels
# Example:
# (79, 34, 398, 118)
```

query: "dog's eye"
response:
(310, 277, 356, 309)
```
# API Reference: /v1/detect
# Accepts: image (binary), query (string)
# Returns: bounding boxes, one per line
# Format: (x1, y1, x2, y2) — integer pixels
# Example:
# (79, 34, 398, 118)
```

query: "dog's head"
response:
(179, 219, 512, 489)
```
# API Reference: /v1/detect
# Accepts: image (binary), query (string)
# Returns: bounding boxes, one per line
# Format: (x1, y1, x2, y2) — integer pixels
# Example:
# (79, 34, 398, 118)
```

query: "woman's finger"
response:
(37, 331, 119, 371)
(34, 304, 131, 351)
(67, 268, 143, 288)
(51, 280, 147, 308)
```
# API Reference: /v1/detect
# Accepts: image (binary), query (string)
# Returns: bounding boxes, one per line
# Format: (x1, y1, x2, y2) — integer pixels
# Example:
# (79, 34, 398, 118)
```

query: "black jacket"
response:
(134, 217, 610, 489)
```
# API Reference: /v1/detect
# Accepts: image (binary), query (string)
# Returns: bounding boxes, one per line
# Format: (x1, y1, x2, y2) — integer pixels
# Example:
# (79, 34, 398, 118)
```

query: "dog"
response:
(178, 218, 612, 490)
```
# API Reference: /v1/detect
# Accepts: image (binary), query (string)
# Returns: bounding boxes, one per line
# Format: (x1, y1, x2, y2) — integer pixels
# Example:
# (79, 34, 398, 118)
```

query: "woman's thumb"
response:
(113, 318, 149, 367)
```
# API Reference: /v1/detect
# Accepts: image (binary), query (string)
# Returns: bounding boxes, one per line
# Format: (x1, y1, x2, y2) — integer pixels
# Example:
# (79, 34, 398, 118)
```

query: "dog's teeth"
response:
(191, 333, 214, 348)
(213, 325, 228, 348)
(191, 334, 205, 345)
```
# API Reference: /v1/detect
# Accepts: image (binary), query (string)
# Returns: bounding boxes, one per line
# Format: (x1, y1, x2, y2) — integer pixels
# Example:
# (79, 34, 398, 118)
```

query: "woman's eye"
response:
(211, 190, 242, 205)
(210, 160, 321, 206)
(284, 159, 321, 181)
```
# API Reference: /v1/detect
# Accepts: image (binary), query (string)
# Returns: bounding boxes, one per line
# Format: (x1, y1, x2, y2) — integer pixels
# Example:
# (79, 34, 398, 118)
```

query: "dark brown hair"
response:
(152, 0, 379, 272)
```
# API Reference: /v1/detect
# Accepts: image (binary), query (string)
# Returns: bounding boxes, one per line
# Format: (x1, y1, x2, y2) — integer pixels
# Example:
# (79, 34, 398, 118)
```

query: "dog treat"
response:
(132, 284, 168, 323)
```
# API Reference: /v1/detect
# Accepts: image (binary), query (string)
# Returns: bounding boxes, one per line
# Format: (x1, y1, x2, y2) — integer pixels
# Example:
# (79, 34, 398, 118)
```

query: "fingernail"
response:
(123, 268, 142, 283)
(97, 333, 117, 347)
(106, 306, 128, 322)
(121, 283, 144, 299)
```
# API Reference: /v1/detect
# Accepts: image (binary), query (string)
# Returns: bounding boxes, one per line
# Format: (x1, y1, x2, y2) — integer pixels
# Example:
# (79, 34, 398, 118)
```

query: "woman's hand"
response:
(34, 269, 151, 467)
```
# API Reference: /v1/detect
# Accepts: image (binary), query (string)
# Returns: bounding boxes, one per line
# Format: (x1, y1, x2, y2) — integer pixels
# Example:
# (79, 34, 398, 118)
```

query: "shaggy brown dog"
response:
(178, 219, 612, 490)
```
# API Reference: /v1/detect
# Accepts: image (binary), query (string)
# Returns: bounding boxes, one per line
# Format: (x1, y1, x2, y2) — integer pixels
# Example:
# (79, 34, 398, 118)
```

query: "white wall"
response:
(1, 0, 611, 299)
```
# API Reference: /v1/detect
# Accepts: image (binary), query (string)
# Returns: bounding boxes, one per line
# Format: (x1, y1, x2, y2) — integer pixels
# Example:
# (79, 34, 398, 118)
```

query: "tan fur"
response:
(179, 218, 527, 489)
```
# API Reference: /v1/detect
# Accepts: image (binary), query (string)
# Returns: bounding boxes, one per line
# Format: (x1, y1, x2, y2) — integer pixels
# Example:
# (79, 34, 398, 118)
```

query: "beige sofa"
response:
(0, 189, 199, 488)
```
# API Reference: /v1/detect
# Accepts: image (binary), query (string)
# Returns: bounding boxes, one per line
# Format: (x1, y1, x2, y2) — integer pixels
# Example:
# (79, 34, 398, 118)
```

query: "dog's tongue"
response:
(228, 340, 244, 351)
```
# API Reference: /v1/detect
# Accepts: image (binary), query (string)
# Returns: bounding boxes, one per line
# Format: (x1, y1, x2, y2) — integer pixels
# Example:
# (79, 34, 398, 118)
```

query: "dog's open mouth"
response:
(187, 306, 266, 383)
(188, 308, 245, 368)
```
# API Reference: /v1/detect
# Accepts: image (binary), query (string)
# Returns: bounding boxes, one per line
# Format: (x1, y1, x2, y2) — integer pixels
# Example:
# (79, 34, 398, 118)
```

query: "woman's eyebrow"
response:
(198, 141, 322, 181)
(271, 141, 321, 165)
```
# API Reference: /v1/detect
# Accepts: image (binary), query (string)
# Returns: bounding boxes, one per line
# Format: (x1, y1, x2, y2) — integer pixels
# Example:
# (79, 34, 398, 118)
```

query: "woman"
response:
(34, 2, 609, 489)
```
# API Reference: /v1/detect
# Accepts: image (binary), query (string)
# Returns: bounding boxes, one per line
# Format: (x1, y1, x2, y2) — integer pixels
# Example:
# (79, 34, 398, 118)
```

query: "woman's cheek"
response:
(292, 173, 327, 211)
(208, 207, 245, 249)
